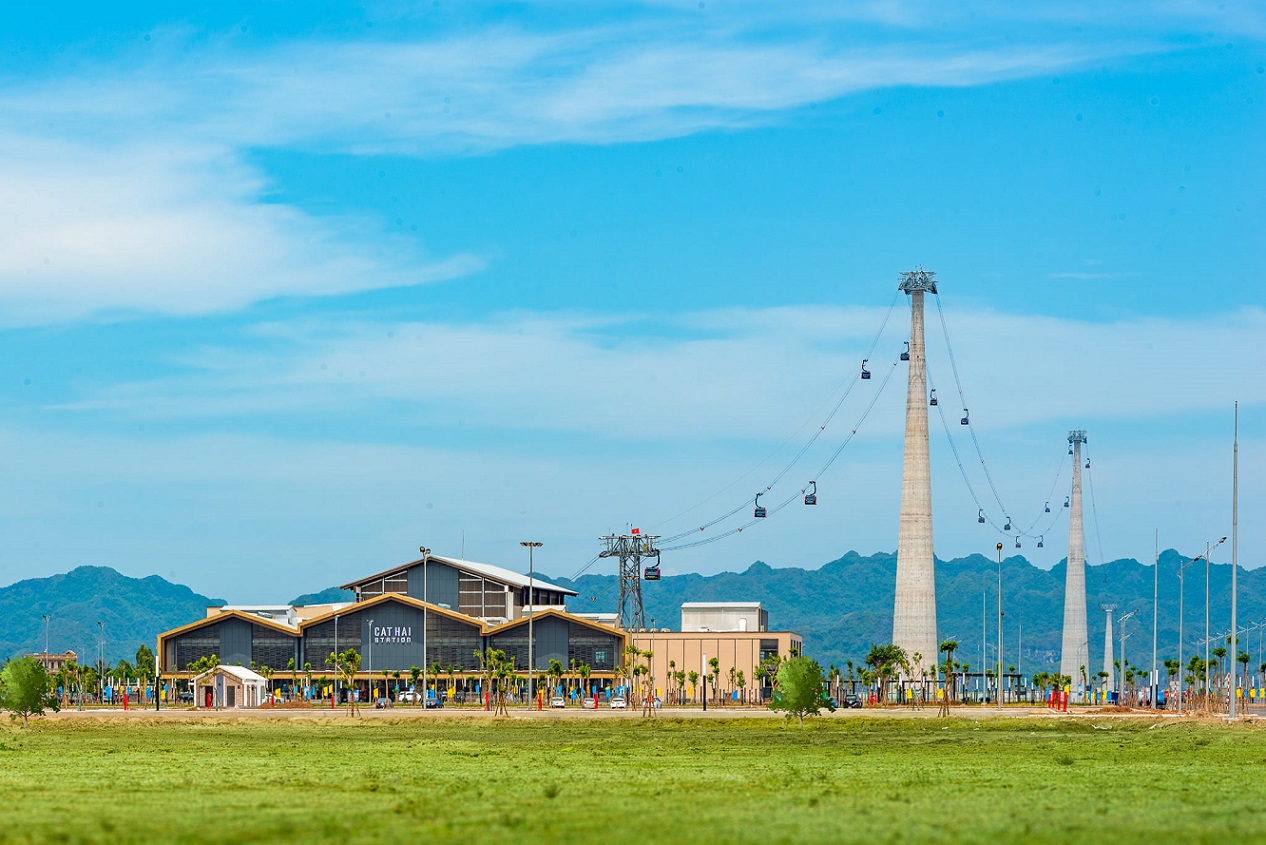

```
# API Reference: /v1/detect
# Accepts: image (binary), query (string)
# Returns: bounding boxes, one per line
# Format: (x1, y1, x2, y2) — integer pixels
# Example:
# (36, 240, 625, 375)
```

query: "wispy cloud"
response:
(0, 135, 483, 323)
(48, 304, 1266, 441)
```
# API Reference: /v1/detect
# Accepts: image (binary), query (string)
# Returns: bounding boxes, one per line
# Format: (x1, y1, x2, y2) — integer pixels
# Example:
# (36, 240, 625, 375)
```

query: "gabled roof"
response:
(193, 664, 268, 684)
(297, 591, 486, 632)
(158, 609, 300, 643)
(340, 553, 577, 597)
(485, 608, 625, 640)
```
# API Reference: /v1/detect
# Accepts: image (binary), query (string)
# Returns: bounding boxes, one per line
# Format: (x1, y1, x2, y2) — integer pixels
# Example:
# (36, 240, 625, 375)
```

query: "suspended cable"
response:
(1083, 443, 1107, 565)
(653, 289, 903, 540)
(661, 357, 902, 551)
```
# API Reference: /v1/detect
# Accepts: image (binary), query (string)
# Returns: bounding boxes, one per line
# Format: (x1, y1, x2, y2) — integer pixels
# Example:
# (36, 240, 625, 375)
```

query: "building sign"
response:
(373, 625, 413, 645)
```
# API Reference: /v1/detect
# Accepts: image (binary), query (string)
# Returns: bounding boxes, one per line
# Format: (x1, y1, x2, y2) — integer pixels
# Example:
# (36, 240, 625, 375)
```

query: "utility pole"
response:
(521, 541, 542, 708)
(1118, 609, 1138, 703)
(600, 531, 659, 632)
(419, 546, 431, 706)
(1152, 530, 1159, 709)
(996, 542, 1003, 708)
(1231, 401, 1239, 718)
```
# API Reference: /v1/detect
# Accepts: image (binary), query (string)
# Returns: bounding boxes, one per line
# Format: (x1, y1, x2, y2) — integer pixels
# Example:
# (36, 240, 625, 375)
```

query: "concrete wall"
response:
(681, 606, 767, 633)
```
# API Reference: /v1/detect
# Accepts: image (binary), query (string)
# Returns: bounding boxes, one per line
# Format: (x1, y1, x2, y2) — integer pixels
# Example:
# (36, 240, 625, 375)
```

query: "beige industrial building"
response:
(621, 603, 802, 705)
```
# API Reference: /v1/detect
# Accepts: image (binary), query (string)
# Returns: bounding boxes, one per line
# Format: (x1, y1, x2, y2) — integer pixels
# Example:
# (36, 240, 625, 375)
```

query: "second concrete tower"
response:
(892, 270, 938, 671)
(1060, 430, 1089, 697)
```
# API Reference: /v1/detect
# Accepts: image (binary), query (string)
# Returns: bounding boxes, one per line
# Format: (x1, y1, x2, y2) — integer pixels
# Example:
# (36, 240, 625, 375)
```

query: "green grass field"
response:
(2, 714, 1262, 844)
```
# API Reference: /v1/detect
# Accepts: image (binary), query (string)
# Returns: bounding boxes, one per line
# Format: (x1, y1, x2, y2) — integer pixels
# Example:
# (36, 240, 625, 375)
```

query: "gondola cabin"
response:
(929, 389, 938, 406)
(900, 341, 910, 362)
(960, 409, 970, 425)
(860, 359, 871, 380)
(978, 509, 986, 524)
(643, 566, 661, 581)
(804, 481, 817, 506)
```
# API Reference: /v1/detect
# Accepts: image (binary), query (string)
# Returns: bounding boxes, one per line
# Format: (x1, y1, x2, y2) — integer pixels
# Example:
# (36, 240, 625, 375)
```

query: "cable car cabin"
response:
(978, 509, 986, 524)
(860, 359, 871, 380)
(960, 409, 970, 425)
(1085, 459, 1090, 469)
(1037, 536, 1045, 548)
(1044, 501, 1051, 513)
(804, 481, 817, 505)
(929, 389, 938, 406)
(1064, 496, 1070, 508)
(900, 341, 910, 362)
(1003, 518, 1012, 531)
(643, 566, 661, 581)
(754, 493, 767, 518)
(1015, 538, 1022, 549)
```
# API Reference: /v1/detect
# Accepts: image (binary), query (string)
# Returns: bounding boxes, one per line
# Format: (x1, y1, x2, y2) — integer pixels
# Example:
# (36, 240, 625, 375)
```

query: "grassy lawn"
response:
(1, 714, 1262, 844)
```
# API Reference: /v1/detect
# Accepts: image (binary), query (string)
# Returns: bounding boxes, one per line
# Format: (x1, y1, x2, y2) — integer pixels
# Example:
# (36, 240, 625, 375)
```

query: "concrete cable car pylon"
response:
(892, 270, 939, 672)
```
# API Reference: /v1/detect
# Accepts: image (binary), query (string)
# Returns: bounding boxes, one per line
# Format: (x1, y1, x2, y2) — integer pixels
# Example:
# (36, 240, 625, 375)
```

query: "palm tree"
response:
(409, 666, 422, 704)
(687, 670, 700, 704)
(577, 664, 591, 704)
(707, 657, 720, 705)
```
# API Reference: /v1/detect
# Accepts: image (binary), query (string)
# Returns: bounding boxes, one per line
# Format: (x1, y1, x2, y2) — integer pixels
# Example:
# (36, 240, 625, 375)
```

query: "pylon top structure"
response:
(600, 532, 659, 632)
(898, 270, 938, 294)
(1069, 430, 1087, 445)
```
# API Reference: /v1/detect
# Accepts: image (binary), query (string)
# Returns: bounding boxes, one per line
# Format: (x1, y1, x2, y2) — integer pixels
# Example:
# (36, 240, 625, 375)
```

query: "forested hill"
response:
(551, 549, 1265, 674)
(0, 566, 224, 665)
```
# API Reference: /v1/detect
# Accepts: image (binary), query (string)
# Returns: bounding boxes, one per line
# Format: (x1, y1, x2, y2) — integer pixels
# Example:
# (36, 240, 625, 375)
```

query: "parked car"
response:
(609, 696, 627, 709)
(373, 697, 392, 709)
(396, 690, 421, 704)
(178, 691, 194, 704)
(424, 696, 444, 709)
(550, 695, 566, 708)
(842, 693, 863, 709)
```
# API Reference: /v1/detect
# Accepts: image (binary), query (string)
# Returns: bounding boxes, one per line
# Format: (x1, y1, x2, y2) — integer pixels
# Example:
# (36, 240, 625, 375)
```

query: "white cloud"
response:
(0, 135, 483, 322)
(49, 304, 1266, 446)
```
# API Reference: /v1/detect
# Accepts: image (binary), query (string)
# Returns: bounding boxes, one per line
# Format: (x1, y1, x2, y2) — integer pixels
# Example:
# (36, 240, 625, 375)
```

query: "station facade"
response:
(157, 553, 627, 691)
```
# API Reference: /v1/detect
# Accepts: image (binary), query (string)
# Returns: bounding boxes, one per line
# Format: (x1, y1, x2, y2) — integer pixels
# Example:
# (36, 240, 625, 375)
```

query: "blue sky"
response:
(0, 2, 1262, 602)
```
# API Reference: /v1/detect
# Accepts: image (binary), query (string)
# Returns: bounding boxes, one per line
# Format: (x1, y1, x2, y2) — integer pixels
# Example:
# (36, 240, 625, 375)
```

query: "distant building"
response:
(26, 650, 78, 673)
(680, 602, 768, 633)
(191, 664, 269, 709)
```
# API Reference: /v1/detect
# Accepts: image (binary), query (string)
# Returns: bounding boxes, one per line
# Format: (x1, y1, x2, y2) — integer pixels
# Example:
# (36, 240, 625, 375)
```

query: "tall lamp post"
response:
(702, 652, 708, 712)
(367, 618, 374, 702)
(419, 546, 431, 706)
(521, 541, 542, 708)
(1118, 609, 1138, 703)
(1230, 401, 1239, 718)
(42, 614, 50, 668)
(1180, 538, 1225, 715)
(995, 543, 1003, 708)
(1151, 530, 1159, 709)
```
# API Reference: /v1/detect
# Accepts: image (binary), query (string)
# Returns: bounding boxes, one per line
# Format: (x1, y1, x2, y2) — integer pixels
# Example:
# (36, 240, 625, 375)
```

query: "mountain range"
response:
(3, 551, 1260, 674)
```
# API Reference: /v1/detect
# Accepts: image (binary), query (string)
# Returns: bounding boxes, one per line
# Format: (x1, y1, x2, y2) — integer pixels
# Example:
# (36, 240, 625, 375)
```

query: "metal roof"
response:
(340, 554, 577, 597)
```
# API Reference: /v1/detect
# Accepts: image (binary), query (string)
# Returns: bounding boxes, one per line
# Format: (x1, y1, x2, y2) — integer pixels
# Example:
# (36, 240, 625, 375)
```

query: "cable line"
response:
(656, 290, 903, 544)
(661, 356, 902, 551)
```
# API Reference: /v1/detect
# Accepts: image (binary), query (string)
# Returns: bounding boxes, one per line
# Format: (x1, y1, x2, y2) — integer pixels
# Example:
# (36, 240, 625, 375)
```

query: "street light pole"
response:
(1152, 530, 1159, 709)
(1178, 558, 1193, 716)
(42, 614, 50, 668)
(1231, 401, 1239, 718)
(1119, 610, 1138, 704)
(996, 542, 1003, 708)
(367, 618, 374, 701)
(521, 541, 542, 709)
(702, 652, 708, 712)
(419, 546, 431, 706)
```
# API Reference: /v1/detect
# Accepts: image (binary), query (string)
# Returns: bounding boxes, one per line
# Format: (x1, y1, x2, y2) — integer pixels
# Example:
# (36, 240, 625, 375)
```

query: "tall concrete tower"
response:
(892, 270, 938, 670)
(1059, 430, 1089, 697)
(1100, 604, 1117, 694)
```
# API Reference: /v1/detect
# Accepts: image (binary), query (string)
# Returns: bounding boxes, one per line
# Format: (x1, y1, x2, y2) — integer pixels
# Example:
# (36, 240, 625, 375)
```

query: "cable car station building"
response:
(157, 553, 627, 695)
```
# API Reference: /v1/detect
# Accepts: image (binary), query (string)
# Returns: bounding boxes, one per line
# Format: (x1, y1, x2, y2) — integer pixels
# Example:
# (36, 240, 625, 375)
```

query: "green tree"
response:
(864, 644, 907, 705)
(327, 649, 362, 716)
(769, 656, 835, 726)
(409, 665, 422, 704)
(1, 656, 60, 727)
(687, 670, 700, 703)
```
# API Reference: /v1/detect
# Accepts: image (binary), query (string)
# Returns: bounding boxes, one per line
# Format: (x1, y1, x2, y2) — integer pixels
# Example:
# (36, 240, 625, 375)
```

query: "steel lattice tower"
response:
(600, 533, 659, 631)
(892, 270, 938, 671)
(1060, 430, 1089, 698)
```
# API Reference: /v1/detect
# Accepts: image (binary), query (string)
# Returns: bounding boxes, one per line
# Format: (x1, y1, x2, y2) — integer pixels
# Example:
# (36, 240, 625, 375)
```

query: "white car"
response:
(609, 696, 627, 709)
(396, 690, 421, 704)
(550, 695, 566, 708)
